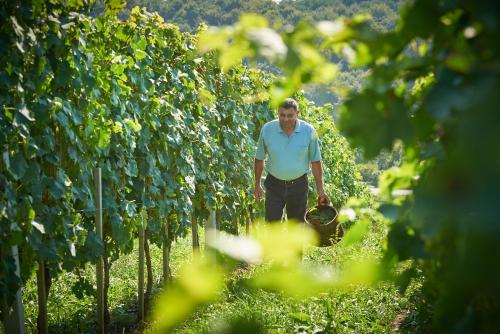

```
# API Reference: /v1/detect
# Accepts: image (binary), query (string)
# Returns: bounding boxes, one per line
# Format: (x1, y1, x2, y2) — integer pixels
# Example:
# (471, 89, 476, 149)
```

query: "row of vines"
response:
(0, 0, 276, 329)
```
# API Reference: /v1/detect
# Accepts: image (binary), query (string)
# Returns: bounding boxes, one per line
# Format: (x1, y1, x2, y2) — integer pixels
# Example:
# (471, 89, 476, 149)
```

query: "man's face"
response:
(278, 107, 298, 131)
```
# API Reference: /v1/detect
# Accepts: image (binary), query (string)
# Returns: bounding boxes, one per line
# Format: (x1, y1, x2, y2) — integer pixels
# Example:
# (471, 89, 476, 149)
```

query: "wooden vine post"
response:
(36, 260, 48, 334)
(247, 205, 254, 235)
(162, 221, 170, 284)
(1, 245, 26, 334)
(94, 168, 105, 334)
(138, 210, 145, 323)
(205, 210, 217, 264)
(191, 212, 200, 250)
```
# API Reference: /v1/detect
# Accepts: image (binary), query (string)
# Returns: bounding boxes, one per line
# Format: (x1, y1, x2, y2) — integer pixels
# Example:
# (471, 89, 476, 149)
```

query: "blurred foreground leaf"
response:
(340, 217, 371, 247)
(151, 257, 225, 333)
(250, 220, 318, 265)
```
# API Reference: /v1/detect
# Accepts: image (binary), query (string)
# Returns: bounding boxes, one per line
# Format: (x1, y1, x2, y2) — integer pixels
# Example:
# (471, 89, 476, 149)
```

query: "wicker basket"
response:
(304, 205, 343, 246)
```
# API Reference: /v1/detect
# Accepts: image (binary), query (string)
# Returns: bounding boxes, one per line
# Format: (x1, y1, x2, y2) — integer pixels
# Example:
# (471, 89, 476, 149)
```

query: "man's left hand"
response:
(317, 192, 331, 206)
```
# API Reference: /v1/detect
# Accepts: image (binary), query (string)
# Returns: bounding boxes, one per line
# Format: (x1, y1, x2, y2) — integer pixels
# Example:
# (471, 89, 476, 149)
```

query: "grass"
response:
(168, 222, 425, 334)
(171, 275, 408, 333)
(3, 220, 427, 333)
(18, 233, 193, 334)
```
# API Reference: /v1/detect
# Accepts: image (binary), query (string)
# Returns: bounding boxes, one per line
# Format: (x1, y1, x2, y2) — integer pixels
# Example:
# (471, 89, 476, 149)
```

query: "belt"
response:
(268, 173, 306, 185)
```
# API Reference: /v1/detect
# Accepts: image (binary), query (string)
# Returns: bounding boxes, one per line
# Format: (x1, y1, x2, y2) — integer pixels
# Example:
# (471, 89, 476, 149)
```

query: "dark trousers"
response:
(264, 173, 308, 223)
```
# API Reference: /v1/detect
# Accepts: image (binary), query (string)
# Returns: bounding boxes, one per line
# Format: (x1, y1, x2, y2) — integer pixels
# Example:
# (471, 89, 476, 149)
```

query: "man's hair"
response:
(279, 98, 299, 111)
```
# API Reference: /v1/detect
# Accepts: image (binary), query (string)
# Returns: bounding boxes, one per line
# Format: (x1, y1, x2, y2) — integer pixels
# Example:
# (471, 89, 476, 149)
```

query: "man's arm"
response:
(311, 160, 330, 206)
(254, 159, 264, 201)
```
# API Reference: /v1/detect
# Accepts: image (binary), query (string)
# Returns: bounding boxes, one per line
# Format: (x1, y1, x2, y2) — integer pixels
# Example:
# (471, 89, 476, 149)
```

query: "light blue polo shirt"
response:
(255, 119, 322, 181)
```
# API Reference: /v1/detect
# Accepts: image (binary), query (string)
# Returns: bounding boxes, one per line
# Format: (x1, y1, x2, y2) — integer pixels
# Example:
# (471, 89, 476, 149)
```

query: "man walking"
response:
(254, 98, 330, 223)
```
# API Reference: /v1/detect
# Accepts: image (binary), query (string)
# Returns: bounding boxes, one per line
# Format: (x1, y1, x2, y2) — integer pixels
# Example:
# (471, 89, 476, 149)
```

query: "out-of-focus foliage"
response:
(339, 1, 500, 331)
(192, 0, 500, 331)
(151, 221, 381, 332)
(198, 13, 340, 108)
(358, 142, 404, 186)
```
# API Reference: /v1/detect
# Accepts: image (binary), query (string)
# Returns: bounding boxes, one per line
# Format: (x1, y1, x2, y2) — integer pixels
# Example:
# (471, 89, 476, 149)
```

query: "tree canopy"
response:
(121, 0, 405, 33)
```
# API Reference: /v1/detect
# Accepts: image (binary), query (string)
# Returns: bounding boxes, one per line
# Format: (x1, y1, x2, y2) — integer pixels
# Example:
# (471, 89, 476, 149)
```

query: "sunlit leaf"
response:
(18, 105, 34, 121)
(31, 221, 45, 234)
(336, 258, 380, 287)
(378, 162, 418, 201)
(239, 13, 268, 30)
(207, 232, 262, 264)
(250, 220, 317, 265)
(123, 118, 142, 132)
(251, 265, 335, 299)
(105, 0, 126, 16)
(341, 217, 371, 247)
(134, 48, 148, 60)
(97, 128, 111, 148)
(317, 20, 350, 41)
(151, 258, 225, 332)
(246, 28, 287, 62)
(197, 27, 231, 53)
(219, 44, 249, 71)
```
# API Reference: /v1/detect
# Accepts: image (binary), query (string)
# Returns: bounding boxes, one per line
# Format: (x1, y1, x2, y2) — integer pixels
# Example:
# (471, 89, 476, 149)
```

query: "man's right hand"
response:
(254, 184, 262, 202)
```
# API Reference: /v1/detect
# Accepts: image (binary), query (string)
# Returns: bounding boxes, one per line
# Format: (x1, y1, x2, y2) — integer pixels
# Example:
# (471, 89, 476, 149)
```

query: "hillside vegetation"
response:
(121, 0, 405, 33)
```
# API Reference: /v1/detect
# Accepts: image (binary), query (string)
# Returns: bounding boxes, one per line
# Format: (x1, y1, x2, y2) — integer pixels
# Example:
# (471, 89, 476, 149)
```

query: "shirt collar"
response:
(295, 120, 302, 132)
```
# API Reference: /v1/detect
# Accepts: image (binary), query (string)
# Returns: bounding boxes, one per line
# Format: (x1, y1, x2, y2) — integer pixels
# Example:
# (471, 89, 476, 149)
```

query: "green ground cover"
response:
(10, 220, 427, 334)
(169, 221, 426, 334)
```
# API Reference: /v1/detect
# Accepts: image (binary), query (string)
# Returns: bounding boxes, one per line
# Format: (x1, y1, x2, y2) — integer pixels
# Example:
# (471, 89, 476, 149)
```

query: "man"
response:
(254, 98, 330, 223)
